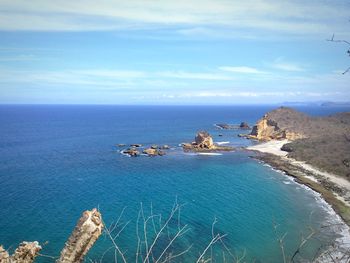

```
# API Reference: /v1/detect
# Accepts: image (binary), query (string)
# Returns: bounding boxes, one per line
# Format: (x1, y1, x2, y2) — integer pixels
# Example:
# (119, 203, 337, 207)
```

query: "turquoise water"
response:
(0, 105, 349, 262)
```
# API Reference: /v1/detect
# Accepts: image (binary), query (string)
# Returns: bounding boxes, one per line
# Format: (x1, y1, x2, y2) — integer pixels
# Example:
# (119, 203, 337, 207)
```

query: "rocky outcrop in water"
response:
(215, 124, 236, 130)
(195, 131, 214, 148)
(122, 148, 140, 157)
(183, 131, 233, 152)
(239, 122, 250, 129)
(121, 144, 170, 157)
(142, 148, 166, 156)
(130, 144, 142, 147)
(216, 122, 251, 130)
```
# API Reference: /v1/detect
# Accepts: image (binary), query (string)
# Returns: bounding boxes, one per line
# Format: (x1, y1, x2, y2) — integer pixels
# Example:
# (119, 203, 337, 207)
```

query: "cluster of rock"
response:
(182, 131, 233, 152)
(0, 209, 103, 263)
(119, 144, 170, 157)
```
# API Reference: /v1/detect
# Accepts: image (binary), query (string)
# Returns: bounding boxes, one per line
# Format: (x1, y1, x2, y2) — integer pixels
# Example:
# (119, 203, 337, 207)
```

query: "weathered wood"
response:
(0, 242, 42, 263)
(56, 208, 103, 263)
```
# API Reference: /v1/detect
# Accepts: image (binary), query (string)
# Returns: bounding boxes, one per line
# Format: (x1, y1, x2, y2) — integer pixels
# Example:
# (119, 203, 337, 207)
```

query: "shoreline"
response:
(247, 140, 350, 225)
(247, 140, 350, 261)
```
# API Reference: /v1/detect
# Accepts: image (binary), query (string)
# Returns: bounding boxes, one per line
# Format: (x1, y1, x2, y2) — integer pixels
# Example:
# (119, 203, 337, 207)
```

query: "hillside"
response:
(249, 107, 350, 179)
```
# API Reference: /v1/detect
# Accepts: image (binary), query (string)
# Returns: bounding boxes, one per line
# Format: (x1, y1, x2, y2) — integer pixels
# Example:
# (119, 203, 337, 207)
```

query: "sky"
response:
(0, 0, 349, 105)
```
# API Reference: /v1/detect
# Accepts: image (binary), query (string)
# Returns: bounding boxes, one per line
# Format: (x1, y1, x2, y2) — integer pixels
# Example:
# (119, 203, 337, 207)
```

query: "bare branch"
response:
(142, 203, 181, 263)
(196, 233, 227, 263)
(154, 225, 190, 263)
(291, 227, 316, 262)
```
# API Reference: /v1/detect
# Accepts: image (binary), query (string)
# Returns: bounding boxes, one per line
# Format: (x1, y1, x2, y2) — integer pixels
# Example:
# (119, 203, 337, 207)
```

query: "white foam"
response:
(214, 124, 224, 129)
(216, 141, 230, 145)
(183, 152, 197, 156)
(119, 149, 131, 157)
(264, 163, 350, 259)
(197, 152, 223, 156)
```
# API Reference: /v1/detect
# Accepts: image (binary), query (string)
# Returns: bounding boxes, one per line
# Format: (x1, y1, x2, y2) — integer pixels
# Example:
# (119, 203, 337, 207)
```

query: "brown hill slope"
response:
(249, 107, 350, 179)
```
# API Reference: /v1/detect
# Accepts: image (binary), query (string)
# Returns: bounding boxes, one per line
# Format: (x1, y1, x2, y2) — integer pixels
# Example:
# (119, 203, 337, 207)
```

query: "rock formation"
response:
(195, 131, 214, 148)
(215, 123, 236, 130)
(143, 148, 167, 156)
(239, 122, 250, 129)
(121, 144, 170, 157)
(57, 208, 103, 263)
(183, 131, 233, 152)
(122, 148, 140, 157)
(130, 144, 142, 147)
(248, 107, 306, 141)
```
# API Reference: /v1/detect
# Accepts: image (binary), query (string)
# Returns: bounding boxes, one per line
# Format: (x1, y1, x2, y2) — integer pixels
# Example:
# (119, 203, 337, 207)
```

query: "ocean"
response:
(0, 105, 349, 262)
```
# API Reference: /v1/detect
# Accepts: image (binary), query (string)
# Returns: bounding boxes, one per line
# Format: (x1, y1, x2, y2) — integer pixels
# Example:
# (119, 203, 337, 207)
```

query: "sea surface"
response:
(0, 105, 349, 262)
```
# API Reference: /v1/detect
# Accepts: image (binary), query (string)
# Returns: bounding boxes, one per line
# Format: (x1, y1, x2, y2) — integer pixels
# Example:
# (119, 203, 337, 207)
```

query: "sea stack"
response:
(195, 131, 214, 148)
(182, 131, 233, 152)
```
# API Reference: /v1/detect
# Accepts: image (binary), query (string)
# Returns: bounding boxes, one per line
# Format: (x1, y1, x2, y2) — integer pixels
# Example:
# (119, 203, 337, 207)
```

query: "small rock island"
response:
(120, 144, 170, 157)
(182, 131, 233, 152)
(215, 122, 250, 130)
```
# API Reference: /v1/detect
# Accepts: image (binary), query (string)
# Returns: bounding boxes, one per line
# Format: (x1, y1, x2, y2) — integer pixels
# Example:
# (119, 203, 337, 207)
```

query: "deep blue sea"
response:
(0, 105, 349, 262)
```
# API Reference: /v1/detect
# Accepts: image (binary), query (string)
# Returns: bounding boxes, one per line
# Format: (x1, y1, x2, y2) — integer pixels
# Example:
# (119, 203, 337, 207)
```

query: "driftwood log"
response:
(56, 208, 104, 263)
(0, 242, 42, 263)
(0, 208, 103, 263)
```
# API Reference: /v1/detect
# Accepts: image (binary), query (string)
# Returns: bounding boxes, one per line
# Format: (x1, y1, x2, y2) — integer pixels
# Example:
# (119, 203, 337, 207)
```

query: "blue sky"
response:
(0, 0, 349, 104)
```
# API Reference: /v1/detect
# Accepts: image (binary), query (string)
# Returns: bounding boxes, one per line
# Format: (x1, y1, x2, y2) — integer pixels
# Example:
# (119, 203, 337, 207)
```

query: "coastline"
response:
(247, 140, 350, 261)
(247, 140, 350, 225)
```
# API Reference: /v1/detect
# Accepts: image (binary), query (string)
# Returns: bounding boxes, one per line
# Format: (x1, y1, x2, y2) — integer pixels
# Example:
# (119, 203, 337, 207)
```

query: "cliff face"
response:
(249, 107, 307, 141)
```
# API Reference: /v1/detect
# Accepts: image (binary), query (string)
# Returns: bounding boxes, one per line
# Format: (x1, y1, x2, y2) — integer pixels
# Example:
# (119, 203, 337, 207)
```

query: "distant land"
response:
(282, 101, 350, 107)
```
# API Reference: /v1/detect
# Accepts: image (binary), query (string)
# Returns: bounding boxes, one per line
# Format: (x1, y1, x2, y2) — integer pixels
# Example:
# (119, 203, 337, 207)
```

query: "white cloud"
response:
(157, 71, 233, 80)
(271, 62, 305, 72)
(0, 68, 234, 86)
(269, 58, 305, 72)
(76, 70, 147, 78)
(219, 66, 267, 74)
(158, 91, 346, 99)
(0, 0, 348, 38)
(0, 54, 38, 61)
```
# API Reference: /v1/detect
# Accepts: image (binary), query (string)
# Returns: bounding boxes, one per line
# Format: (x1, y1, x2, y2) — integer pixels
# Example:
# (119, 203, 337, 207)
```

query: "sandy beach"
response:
(247, 140, 350, 208)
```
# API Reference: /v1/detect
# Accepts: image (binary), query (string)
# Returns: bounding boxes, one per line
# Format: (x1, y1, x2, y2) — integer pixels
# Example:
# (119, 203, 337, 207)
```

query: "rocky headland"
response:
(246, 106, 350, 226)
(182, 131, 233, 152)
